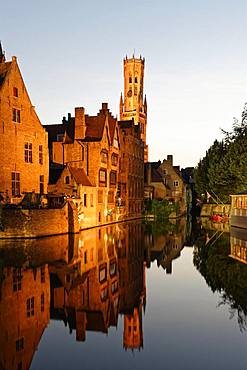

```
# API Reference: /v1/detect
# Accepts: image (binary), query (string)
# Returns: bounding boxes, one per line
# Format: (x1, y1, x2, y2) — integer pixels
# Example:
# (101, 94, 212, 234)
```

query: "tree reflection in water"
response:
(194, 227, 247, 332)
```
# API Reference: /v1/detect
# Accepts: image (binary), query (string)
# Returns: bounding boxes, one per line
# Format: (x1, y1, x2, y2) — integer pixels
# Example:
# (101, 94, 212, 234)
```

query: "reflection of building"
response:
(0, 265, 50, 370)
(50, 222, 146, 350)
(229, 227, 247, 264)
(0, 43, 48, 202)
(144, 218, 186, 273)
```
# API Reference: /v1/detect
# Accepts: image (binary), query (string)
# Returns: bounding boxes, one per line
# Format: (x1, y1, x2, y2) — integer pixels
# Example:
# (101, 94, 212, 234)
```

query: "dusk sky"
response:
(1, 0, 246, 167)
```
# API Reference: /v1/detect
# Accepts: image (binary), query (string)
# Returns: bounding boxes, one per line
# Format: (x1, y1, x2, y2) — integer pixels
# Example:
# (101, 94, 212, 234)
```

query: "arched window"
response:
(135, 76, 138, 83)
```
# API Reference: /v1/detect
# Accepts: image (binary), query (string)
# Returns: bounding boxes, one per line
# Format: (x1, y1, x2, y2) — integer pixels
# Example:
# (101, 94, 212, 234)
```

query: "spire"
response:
(119, 93, 123, 114)
(0, 41, 5, 63)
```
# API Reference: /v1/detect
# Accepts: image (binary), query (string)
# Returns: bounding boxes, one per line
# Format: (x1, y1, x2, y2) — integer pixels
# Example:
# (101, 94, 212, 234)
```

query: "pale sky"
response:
(1, 0, 246, 167)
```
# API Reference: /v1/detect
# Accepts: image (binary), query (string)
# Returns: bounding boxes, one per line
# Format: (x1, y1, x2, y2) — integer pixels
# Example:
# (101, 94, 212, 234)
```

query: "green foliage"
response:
(194, 230, 247, 332)
(144, 199, 180, 221)
(194, 104, 247, 202)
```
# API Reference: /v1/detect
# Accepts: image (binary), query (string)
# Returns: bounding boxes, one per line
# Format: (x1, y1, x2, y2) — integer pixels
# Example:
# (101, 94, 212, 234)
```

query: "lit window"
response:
(24, 143, 32, 163)
(100, 150, 108, 163)
(12, 108, 21, 123)
(11, 172, 20, 196)
(110, 171, 117, 185)
(111, 153, 118, 166)
(99, 169, 107, 186)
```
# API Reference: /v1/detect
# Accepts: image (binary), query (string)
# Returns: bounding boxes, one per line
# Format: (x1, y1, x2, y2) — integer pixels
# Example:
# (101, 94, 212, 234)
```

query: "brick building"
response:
(118, 119, 144, 217)
(0, 43, 48, 202)
(120, 55, 148, 162)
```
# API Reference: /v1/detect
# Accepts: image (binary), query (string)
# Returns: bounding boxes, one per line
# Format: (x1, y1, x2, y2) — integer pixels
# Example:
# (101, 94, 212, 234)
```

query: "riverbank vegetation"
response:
(194, 105, 247, 203)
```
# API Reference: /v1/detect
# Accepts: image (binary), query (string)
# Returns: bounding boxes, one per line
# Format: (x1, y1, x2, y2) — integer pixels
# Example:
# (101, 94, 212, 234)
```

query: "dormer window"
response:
(13, 87, 18, 97)
(65, 176, 70, 184)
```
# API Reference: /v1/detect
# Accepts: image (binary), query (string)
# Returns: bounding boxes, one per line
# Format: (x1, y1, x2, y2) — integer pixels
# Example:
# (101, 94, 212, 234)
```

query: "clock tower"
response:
(120, 55, 148, 162)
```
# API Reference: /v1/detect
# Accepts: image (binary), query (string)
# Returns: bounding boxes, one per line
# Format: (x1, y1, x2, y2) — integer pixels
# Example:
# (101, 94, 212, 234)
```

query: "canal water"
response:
(0, 218, 247, 370)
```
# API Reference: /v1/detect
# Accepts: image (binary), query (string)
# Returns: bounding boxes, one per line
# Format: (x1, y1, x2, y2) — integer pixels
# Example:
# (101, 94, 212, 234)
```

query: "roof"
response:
(69, 166, 93, 187)
(0, 61, 12, 88)
(231, 190, 247, 196)
(144, 162, 165, 184)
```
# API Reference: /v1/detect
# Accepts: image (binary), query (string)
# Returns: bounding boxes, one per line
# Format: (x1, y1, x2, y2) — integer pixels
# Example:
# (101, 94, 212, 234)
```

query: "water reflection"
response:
(0, 219, 188, 369)
(194, 223, 247, 332)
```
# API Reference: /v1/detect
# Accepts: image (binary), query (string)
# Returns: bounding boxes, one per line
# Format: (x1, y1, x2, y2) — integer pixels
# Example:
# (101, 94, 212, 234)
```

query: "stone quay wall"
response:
(0, 202, 79, 239)
(200, 204, 231, 217)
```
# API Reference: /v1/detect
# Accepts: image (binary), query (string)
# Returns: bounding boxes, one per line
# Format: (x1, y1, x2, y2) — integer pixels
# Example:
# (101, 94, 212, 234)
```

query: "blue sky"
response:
(1, 0, 246, 167)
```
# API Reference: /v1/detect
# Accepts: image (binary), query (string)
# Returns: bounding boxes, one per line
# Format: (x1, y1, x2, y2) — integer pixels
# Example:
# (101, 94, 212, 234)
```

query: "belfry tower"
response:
(120, 55, 148, 162)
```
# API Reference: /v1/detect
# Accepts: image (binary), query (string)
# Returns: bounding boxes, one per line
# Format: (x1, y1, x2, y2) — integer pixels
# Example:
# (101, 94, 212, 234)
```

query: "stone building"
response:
(0, 43, 48, 203)
(119, 55, 148, 162)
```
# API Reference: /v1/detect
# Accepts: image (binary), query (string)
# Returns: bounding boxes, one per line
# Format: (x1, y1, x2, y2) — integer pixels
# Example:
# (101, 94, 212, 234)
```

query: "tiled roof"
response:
(69, 166, 93, 187)
(0, 62, 12, 88)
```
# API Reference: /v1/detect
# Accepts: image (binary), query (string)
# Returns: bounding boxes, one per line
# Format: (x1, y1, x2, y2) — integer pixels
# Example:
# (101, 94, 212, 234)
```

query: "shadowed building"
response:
(0, 43, 48, 202)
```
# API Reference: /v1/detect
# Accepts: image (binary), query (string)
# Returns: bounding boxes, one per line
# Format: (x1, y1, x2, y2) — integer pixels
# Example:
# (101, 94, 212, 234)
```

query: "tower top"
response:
(124, 54, 145, 65)
(0, 41, 6, 63)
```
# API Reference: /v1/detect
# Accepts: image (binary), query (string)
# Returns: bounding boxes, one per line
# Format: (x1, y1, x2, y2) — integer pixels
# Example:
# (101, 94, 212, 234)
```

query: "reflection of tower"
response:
(120, 55, 148, 162)
(123, 304, 143, 351)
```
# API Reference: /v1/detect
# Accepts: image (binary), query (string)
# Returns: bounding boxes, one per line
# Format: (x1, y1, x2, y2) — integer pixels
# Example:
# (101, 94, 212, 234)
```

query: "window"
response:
(98, 212, 101, 222)
(100, 150, 108, 163)
(84, 194, 87, 207)
(12, 108, 21, 123)
(135, 76, 138, 83)
(99, 169, 107, 186)
(24, 143, 32, 163)
(173, 180, 179, 187)
(13, 87, 18, 97)
(129, 76, 132, 83)
(111, 153, 118, 166)
(100, 286, 108, 301)
(11, 172, 20, 196)
(16, 338, 24, 352)
(99, 264, 107, 283)
(134, 87, 137, 95)
(90, 194, 93, 207)
(40, 266, 45, 283)
(39, 145, 43, 164)
(111, 280, 118, 294)
(26, 297, 35, 317)
(40, 175, 44, 195)
(65, 175, 70, 184)
(41, 293, 44, 312)
(84, 251, 87, 264)
(110, 171, 117, 185)
(109, 259, 117, 277)
(13, 268, 22, 292)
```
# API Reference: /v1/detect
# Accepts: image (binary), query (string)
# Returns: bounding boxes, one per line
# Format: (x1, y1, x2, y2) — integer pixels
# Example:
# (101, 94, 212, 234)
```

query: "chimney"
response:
(147, 163, 151, 185)
(167, 155, 173, 166)
(75, 107, 85, 140)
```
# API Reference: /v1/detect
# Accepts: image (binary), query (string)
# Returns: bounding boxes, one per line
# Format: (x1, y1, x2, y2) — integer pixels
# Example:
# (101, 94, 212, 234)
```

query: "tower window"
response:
(135, 77, 138, 83)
